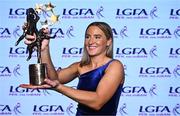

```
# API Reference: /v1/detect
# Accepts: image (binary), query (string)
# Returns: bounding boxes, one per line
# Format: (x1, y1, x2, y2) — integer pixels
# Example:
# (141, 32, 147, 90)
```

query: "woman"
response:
(20, 22, 125, 115)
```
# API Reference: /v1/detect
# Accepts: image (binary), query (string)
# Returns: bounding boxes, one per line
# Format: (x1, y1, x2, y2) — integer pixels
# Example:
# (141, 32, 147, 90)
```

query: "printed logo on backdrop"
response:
(139, 65, 180, 78)
(8, 6, 105, 20)
(121, 84, 157, 97)
(138, 104, 180, 116)
(0, 103, 22, 115)
(62, 6, 104, 19)
(61, 47, 83, 58)
(0, 26, 75, 40)
(9, 85, 51, 96)
(169, 48, 180, 58)
(32, 103, 76, 116)
(49, 25, 75, 39)
(115, 6, 158, 19)
(169, 8, 180, 19)
(0, 27, 11, 39)
(9, 6, 58, 19)
(139, 27, 180, 39)
(66, 103, 76, 116)
(119, 103, 128, 116)
(0, 64, 21, 77)
(0, 26, 22, 39)
(112, 26, 128, 39)
(9, 46, 37, 59)
(168, 86, 180, 97)
(173, 65, 180, 77)
(115, 46, 158, 58)
(32, 104, 64, 115)
(33, 103, 76, 116)
(173, 104, 180, 115)
(8, 8, 26, 19)
(174, 26, 180, 39)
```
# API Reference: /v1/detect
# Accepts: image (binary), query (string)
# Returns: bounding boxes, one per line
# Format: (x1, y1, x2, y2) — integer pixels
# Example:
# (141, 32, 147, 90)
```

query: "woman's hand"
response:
(24, 26, 50, 51)
(19, 78, 60, 89)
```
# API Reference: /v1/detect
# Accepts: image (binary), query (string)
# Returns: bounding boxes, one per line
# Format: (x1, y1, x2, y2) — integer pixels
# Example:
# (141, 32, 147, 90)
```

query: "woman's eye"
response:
(95, 36, 101, 39)
(85, 36, 90, 39)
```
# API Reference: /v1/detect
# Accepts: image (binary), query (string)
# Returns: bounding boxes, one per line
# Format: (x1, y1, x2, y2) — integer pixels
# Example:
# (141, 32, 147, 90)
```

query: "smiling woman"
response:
(20, 21, 125, 115)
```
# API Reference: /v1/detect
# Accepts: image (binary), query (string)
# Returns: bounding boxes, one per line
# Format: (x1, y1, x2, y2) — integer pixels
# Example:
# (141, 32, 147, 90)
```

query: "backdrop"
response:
(0, 0, 180, 115)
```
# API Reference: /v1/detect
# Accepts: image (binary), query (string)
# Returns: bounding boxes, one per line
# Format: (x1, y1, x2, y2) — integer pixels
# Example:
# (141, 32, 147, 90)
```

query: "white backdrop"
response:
(0, 0, 180, 115)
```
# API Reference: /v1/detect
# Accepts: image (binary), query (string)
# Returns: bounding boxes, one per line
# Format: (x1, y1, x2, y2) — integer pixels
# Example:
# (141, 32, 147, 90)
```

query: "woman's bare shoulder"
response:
(111, 59, 123, 66)
(107, 59, 124, 71)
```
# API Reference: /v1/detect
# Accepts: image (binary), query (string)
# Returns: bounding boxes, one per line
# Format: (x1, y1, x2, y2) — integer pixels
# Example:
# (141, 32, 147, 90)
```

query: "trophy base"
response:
(29, 63, 47, 85)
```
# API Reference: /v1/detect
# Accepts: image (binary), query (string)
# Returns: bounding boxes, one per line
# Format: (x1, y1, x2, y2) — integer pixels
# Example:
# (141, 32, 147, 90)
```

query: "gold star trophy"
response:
(15, 2, 59, 85)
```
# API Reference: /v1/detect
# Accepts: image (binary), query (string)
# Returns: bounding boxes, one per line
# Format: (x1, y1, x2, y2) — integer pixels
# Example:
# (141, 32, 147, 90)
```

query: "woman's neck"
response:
(89, 56, 111, 69)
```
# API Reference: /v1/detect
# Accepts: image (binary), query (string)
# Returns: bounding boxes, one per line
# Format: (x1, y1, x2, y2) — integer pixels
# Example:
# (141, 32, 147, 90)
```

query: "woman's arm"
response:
(53, 60, 125, 110)
(41, 43, 79, 84)
(41, 44, 58, 80)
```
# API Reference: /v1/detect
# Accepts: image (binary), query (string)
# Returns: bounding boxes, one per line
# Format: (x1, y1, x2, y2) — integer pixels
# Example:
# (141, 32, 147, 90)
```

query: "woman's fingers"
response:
(41, 39, 49, 50)
(19, 78, 59, 89)
(24, 33, 36, 44)
(24, 33, 49, 51)
(24, 39, 33, 44)
(44, 79, 59, 88)
(19, 84, 52, 89)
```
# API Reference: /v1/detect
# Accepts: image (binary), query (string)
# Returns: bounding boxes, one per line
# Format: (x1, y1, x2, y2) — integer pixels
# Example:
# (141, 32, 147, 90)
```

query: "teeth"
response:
(89, 46, 96, 49)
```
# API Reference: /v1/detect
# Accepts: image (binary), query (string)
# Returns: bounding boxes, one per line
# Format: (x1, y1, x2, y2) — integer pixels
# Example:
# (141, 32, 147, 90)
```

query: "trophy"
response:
(15, 3, 59, 85)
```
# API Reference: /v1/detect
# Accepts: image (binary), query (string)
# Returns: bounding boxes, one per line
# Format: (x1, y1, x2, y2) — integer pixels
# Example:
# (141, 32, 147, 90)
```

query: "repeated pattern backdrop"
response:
(0, 0, 180, 115)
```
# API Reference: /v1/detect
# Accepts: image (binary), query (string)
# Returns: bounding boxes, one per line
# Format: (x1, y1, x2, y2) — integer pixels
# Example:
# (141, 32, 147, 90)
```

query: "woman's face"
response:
(85, 26, 111, 57)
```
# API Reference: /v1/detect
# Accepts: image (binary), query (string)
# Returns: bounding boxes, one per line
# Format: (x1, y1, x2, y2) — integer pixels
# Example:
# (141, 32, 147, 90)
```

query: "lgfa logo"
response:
(115, 46, 158, 58)
(121, 84, 157, 97)
(169, 86, 180, 97)
(0, 26, 23, 39)
(62, 7, 104, 19)
(139, 66, 171, 78)
(9, 85, 50, 96)
(49, 25, 75, 39)
(139, 28, 172, 39)
(169, 48, 180, 58)
(119, 103, 128, 116)
(8, 8, 26, 19)
(121, 86, 148, 96)
(9, 47, 37, 58)
(112, 26, 128, 39)
(115, 6, 158, 19)
(139, 105, 170, 115)
(0, 27, 11, 39)
(169, 8, 180, 19)
(33, 105, 64, 115)
(139, 26, 180, 39)
(0, 103, 22, 115)
(138, 104, 180, 115)
(139, 65, 180, 78)
(62, 47, 83, 58)
(0, 64, 21, 77)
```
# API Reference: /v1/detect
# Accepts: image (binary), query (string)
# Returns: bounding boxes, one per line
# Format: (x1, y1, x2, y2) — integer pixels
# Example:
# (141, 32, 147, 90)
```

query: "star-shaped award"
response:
(44, 2, 55, 12)
(34, 2, 60, 27)
(35, 4, 43, 14)
(49, 14, 60, 25)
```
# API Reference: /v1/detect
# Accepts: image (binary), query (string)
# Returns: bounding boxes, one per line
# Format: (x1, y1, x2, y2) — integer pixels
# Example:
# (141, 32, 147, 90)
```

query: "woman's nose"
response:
(88, 38, 95, 44)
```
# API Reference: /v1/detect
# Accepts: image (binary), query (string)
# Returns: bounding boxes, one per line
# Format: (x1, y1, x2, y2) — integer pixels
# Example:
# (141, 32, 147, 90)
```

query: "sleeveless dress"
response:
(76, 59, 123, 116)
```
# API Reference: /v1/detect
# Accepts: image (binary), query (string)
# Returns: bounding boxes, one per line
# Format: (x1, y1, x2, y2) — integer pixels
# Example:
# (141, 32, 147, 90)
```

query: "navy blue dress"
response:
(76, 59, 123, 115)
